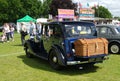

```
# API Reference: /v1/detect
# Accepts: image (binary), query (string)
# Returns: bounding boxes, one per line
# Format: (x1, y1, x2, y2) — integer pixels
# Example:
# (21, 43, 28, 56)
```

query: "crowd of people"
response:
(0, 23, 15, 43)
(20, 21, 42, 45)
(0, 21, 42, 45)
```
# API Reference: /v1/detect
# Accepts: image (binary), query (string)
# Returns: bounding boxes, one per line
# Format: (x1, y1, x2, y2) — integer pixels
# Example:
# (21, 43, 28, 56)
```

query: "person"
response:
(29, 21, 36, 40)
(36, 22, 42, 41)
(0, 33, 6, 43)
(80, 27, 87, 34)
(66, 27, 75, 37)
(20, 23, 28, 45)
(9, 24, 15, 41)
(3, 23, 10, 42)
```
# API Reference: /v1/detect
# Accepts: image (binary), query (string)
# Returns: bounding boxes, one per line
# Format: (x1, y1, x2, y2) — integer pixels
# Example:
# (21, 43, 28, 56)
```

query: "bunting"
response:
(94, 3, 99, 9)
(78, 2, 82, 8)
(87, 3, 89, 7)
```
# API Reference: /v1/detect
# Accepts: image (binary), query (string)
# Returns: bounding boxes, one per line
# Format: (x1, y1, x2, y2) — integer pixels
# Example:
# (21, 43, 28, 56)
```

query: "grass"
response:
(0, 32, 120, 81)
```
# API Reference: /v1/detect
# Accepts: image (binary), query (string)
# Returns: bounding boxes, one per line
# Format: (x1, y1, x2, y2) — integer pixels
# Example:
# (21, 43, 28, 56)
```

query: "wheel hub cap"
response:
(111, 45, 119, 53)
(53, 56, 57, 63)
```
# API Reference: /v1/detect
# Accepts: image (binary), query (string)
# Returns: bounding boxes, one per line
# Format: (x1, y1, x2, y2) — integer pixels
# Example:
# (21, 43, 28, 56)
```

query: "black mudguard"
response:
(24, 40, 36, 54)
(49, 45, 66, 66)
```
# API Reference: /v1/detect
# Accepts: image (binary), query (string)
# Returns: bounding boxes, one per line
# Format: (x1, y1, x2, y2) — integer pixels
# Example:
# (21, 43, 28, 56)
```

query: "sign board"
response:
(36, 18, 47, 23)
(79, 8, 95, 18)
(58, 9, 74, 18)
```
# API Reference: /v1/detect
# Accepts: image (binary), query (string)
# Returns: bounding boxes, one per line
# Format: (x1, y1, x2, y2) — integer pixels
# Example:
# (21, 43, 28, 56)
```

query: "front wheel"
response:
(49, 50, 62, 70)
(109, 43, 120, 54)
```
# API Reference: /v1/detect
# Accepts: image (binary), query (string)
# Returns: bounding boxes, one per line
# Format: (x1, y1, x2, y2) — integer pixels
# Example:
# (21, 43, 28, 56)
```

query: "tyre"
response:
(109, 43, 120, 54)
(25, 47, 33, 58)
(49, 50, 62, 70)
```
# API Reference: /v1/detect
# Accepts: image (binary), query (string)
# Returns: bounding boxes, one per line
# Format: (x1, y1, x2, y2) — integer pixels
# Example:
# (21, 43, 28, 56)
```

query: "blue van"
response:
(24, 21, 108, 70)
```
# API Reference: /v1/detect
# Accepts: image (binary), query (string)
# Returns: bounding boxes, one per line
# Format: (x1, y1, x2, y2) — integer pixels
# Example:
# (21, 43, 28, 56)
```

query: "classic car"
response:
(24, 21, 108, 70)
(96, 24, 120, 54)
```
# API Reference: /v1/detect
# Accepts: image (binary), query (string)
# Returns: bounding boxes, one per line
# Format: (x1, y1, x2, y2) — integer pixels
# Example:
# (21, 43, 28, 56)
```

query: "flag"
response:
(94, 3, 99, 9)
(78, 2, 82, 8)
(87, 3, 89, 7)
(94, 4, 97, 8)
(93, 4, 97, 8)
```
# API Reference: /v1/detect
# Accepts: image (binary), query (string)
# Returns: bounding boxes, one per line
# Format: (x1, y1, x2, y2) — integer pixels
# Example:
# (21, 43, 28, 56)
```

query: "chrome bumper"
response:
(67, 56, 109, 65)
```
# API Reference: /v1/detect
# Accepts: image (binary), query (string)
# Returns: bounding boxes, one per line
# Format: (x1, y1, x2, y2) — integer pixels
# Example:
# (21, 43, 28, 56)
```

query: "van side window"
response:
(100, 27, 112, 34)
(42, 24, 50, 37)
(48, 25, 54, 37)
(53, 25, 63, 38)
(100, 27, 107, 34)
(42, 24, 63, 38)
(45, 25, 49, 36)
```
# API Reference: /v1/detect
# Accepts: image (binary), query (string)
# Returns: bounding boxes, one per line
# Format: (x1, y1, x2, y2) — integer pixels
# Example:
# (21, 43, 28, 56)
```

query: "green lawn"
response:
(0, 33, 120, 81)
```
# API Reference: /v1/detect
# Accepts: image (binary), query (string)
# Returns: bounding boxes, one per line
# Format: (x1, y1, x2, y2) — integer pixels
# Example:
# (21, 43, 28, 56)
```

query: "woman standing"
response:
(29, 21, 36, 40)
(9, 24, 15, 41)
(3, 23, 10, 42)
(20, 23, 27, 45)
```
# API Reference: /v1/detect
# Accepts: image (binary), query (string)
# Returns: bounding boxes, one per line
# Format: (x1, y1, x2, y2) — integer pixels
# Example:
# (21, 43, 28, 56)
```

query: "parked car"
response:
(96, 24, 120, 54)
(24, 21, 108, 70)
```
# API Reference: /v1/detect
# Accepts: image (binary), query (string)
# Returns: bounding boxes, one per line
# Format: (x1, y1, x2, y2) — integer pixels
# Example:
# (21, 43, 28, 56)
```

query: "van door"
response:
(42, 24, 64, 53)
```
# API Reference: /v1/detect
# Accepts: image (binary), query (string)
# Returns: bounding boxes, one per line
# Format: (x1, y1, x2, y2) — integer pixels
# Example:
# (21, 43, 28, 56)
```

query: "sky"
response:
(72, 0, 120, 17)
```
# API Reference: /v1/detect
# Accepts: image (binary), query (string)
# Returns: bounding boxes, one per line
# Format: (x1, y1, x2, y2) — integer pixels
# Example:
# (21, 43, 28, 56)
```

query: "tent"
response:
(17, 15, 36, 22)
(36, 18, 48, 23)
(16, 15, 36, 33)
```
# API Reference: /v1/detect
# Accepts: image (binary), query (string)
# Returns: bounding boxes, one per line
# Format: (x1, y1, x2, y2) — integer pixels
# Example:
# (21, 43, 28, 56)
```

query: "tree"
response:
(49, 0, 76, 16)
(114, 16, 120, 21)
(0, 0, 51, 25)
(20, 0, 43, 18)
(93, 6, 112, 18)
(0, 0, 9, 24)
(40, 0, 52, 18)
(7, 0, 23, 22)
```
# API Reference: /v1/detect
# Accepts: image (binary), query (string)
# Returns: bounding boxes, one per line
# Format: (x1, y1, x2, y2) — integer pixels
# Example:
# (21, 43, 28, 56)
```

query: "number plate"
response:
(89, 58, 95, 62)
(89, 58, 103, 62)
(96, 58, 102, 61)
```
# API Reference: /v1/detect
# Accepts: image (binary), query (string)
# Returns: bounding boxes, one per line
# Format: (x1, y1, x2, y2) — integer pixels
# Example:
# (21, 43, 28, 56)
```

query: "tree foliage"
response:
(41, 0, 52, 17)
(93, 6, 112, 18)
(0, 0, 52, 25)
(114, 16, 120, 21)
(49, 0, 76, 16)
